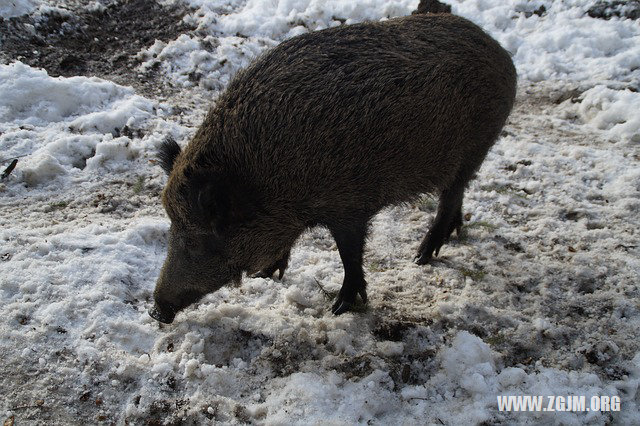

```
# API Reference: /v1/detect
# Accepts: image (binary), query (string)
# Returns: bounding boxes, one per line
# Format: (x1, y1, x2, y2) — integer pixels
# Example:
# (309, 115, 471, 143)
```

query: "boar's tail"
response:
(412, 0, 452, 15)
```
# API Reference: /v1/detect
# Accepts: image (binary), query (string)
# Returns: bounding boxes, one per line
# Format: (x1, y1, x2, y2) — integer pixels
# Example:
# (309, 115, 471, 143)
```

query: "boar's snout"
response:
(150, 226, 242, 324)
(149, 301, 177, 324)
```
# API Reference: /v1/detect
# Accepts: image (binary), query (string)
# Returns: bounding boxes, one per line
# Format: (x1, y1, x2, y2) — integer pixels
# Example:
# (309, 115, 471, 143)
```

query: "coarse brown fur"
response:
(149, 11, 517, 323)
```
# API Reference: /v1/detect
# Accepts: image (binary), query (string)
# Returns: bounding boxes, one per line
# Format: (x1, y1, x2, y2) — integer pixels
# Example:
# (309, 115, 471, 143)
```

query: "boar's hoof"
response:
(414, 245, 441, 265)
(331, 287, 367, 315)
(332, 300, 352, 315)
(251, 256, 289, 280)
(149, 304, 176, 324)
(251, 267, 284, 280)
(415, 210, 463, 265)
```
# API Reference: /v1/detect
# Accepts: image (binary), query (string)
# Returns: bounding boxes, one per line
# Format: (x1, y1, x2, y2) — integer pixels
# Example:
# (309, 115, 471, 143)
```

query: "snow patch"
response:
(0, 62, 137, 126)
(214, 0, 417, 39)
(577, 86, 640, 143)
(449, 0, 640, 84)
(0, 0, 39, 18)
(0, 62, 173, 186)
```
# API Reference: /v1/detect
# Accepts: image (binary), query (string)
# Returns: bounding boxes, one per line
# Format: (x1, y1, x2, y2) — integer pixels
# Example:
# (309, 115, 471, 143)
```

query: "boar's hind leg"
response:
(252, 250, 290, 280)
(415, 182, 465, 265)
(329, 219, 369, 315)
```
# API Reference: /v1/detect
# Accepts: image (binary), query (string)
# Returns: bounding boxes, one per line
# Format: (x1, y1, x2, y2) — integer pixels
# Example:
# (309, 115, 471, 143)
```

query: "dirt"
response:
(587, 0, 640, 20)
(0, 0, 194, 97)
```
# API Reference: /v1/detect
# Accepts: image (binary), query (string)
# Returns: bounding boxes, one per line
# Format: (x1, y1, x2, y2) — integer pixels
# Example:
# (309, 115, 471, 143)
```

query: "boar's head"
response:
(149, 138, 265, 324)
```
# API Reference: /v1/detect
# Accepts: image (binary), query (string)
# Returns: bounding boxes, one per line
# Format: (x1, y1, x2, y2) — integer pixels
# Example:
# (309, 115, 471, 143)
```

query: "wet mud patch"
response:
(0, 0, 194, 95)
(372, 318, 422, 341)
(252, 336, 324, 378)
(202, 328, 270, 367)
(333, 354, 377, 380)
(368, 317, 441, 385)
(135, 397, 192, 426)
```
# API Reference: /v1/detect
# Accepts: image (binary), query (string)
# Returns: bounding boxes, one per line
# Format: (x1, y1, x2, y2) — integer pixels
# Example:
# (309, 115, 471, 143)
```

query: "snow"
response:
(1, 0, 640, 424)
(0, 62, 180, 186)
(451, 0, 640, 84)
(212, 0, 417, 37)
(0, 62, 137, 126)
(0, 0, 39, 18)
(576, 85, 640, 143)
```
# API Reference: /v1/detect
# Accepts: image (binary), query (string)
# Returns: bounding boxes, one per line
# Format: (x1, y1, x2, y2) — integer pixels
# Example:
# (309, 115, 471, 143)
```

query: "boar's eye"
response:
(195, 184, 228, 234)
(181, 232, 223, 256)
(187, 170, 261, 236)
(197, 181, 261, 234)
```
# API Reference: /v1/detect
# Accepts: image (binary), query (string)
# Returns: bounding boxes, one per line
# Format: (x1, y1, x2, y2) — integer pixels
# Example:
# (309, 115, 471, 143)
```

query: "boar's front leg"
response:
(252, 250, 290, 280)
(328, 219, 369, 315)
(415, 182, 465, 264)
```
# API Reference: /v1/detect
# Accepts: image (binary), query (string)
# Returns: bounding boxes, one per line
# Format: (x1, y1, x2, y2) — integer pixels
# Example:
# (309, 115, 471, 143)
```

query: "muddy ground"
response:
(1, 0, 192, 97)
(1, 1, 639, 424)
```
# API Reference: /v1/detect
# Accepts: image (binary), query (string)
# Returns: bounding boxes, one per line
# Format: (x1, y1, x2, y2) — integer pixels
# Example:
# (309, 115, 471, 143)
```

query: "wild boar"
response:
(149, 9, 517, 324)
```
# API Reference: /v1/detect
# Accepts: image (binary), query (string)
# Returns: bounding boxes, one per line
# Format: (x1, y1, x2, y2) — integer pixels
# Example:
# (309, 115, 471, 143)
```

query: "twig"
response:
(1, 159, 18, 179)
(313, 278, 334, 300)
(0, 154, 29, 164)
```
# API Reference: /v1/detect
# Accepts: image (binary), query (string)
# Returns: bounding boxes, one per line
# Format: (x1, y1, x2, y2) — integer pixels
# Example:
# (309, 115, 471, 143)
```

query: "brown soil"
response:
(0, 0, 194, 96)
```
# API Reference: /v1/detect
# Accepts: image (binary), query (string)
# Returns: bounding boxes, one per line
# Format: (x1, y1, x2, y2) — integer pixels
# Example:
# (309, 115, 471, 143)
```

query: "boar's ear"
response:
(158, 137, 181, 175)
